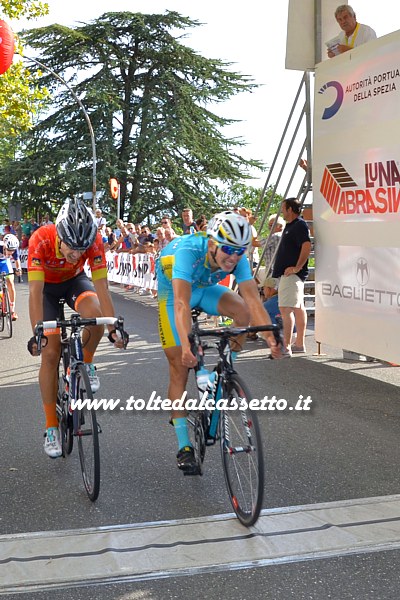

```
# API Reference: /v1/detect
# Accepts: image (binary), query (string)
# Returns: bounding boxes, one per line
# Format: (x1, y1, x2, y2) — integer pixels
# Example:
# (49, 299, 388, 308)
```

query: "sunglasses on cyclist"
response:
(215, 242, 247, 257)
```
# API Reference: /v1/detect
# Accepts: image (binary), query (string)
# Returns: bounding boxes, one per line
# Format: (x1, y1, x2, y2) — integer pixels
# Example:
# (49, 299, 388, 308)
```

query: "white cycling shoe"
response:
(44, 427, 62, 458)
(85, 363, 100, 393)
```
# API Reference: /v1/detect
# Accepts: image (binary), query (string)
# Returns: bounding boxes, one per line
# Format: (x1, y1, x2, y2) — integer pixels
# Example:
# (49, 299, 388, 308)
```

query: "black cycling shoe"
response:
(176, 446, 197, 472)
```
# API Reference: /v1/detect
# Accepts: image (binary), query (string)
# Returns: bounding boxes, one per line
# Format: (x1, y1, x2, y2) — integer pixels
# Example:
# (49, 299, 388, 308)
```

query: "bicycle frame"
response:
(186, 309, 281, 526)
(35, 299, 127, 501)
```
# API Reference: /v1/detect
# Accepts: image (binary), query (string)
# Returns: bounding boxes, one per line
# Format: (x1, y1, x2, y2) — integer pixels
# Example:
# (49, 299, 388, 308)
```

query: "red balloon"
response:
(0, 20, 15, 75)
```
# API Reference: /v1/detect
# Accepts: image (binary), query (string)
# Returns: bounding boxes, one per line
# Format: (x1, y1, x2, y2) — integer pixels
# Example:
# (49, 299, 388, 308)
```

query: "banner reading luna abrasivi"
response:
(313, 29, 400, 362)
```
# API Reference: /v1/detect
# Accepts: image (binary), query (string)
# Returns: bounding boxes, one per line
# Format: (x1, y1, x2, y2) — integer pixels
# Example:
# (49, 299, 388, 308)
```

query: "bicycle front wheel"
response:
(3, 289, 12, 338)
(74, 364, 100, 501)
(220, 374, 264, 526)
(0, 292, 4, 332)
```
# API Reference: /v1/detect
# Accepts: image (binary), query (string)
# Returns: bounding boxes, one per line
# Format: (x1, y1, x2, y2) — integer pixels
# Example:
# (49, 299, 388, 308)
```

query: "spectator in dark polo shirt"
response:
(272, 198, 311, 357)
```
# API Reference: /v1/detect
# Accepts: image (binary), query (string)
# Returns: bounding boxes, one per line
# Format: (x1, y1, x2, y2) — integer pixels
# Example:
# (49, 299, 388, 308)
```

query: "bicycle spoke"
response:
(75, 364, 100, 501)
(220, 375, 264, 526)
(3, 289, 12, 338)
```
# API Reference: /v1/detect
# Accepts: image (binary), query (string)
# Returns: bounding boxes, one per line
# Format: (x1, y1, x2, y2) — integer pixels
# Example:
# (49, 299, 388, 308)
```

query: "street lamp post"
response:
(22, 54, 97, 210)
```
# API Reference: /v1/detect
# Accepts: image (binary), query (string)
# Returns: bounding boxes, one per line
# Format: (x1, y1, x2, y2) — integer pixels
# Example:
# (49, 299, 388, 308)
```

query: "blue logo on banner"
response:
(319, 81, 344, 119)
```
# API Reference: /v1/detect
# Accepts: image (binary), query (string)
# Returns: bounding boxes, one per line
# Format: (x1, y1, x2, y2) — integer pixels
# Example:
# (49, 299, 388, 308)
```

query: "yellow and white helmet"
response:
(206, 211, 252, 248)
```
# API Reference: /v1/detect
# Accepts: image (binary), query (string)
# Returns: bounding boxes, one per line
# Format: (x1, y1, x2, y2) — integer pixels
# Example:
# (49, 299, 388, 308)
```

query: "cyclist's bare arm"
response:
(237, 278, 281, 358)
(29, 279, 45, 333)
(92, 277, 126, 348)
(172, 278, 197, 367)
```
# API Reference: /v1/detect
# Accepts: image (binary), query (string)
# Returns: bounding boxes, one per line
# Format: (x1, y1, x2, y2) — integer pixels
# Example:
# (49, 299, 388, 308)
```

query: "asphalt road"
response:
(1, 280, 400, 599)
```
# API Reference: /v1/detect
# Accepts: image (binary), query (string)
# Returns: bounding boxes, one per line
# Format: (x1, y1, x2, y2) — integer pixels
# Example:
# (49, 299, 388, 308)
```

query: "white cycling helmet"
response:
(3, 233, 19, 250)
(56, 198, 97, 251)
(206, 211, 252, 248)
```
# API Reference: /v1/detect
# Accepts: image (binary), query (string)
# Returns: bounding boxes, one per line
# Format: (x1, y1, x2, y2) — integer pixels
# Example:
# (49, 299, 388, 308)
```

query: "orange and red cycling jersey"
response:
(27, 225, 107, 284)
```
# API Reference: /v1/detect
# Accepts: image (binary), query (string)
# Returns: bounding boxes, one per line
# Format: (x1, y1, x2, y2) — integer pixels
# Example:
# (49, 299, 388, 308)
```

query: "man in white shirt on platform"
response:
(327, 5, 376, 58)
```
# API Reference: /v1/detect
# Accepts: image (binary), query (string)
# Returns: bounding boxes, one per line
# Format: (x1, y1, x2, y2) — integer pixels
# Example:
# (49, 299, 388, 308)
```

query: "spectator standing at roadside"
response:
(21, 218, 32, 238)
(161, 216, 172, 230)
(94, 208, 107, 230)
(13, 221, 23, 241)
(30, 217, 40, 233)
(3, 220, 16, 235)
(181, 208, 199, 235)
(195, 215, 208, 231)
(156, 227, 169, 250)
(239, 208, 260, 269)
(20, 233, 30, 249)
(272, 198, 311, 357)
(41, 213, 53, 226)
(138, 226, 155, 246)
(327, 5, 376, 58)
(105, 227, 118, 252)
(262, 214, 285, 275)
(164, 227, 177, 243)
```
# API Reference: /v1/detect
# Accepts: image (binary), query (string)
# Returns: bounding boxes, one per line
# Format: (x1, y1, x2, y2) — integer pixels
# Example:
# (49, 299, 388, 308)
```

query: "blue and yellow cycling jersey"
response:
(157, 232, 253, 291)
(156, 232, 253, 348)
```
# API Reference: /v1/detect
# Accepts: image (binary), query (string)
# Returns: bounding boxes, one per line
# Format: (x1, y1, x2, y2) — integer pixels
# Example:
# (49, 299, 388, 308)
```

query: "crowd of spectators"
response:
(1, 214, 52, 244)
(2, 204, 276, 299)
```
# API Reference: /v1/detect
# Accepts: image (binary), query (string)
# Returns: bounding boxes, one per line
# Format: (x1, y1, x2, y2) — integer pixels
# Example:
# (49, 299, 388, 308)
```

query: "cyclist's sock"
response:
(10, 302, 15, 311)
(43, 403, 58, 429)
(172, 417, 192, 450)
(231, 351, 238, 361)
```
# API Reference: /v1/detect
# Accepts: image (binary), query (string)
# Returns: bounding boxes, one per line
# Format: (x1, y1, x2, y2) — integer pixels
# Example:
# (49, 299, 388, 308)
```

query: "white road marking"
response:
(2, 494, 400, 595)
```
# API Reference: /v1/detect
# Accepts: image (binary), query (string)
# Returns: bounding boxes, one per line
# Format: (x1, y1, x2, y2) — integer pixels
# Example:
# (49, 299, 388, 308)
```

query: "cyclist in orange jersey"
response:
(27, 198, 127, 458)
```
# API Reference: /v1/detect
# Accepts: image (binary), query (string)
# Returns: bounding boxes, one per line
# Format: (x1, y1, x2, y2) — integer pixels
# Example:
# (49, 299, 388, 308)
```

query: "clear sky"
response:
(11, 1, 400, 188)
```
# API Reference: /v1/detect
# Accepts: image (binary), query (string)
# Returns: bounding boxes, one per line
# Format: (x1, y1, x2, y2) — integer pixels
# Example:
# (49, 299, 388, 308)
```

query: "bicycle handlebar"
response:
(189, 322, 282, 347)
(36, 316, 121, 332)
(34, 315, 128, 350)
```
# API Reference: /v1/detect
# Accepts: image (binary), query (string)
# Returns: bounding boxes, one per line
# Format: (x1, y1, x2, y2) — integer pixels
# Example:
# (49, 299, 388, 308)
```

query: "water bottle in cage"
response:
(196, 365, 210, 394)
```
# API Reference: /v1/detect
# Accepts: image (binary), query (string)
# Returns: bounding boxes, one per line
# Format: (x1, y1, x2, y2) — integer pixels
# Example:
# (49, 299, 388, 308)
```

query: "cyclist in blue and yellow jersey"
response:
(157, 211, 281, 472)
(27, 198, 128, 459)
(0, 233, 22, 321)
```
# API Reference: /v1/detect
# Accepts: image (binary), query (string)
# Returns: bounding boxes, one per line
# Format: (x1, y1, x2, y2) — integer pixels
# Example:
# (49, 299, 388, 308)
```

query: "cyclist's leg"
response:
(4, 260, 17, 318)
(203, 286, 250, 353)
(40, 282, 72, 457)
(65, 274, 103, 391)
(5, 274, 15, 305)
(158, 285, 200, 469)
(40, 333, 62, 423)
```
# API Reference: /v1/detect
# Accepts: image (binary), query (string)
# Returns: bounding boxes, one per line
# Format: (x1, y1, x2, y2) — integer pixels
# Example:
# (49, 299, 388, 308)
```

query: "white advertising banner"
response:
(313, 30, 400, 362)
(21, 250, 158, 290)
(105, 252, 157, 289)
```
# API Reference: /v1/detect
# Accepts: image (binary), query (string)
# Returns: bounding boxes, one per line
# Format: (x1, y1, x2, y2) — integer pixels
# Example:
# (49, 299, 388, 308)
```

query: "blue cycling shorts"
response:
(158, 283, 235, 349)
(0, 258, 12, 276)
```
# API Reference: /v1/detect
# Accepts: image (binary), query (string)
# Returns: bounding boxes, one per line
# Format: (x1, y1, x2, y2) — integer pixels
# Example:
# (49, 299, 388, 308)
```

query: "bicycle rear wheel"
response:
(220, 374, 264, 526)
(74, 364, 100, 501)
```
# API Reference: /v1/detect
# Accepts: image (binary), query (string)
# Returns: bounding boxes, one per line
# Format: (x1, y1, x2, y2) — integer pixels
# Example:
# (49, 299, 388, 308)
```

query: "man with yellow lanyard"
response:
(327, 5, 376, 58)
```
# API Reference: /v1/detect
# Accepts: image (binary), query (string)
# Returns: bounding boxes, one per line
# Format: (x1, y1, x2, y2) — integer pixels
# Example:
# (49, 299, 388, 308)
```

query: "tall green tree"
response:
(0, 1, 49, 137)
(2, 11, 266, 222)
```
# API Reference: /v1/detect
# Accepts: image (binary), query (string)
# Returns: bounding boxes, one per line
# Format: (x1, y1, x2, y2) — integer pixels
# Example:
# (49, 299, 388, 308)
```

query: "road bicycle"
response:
(187, 309, 282, 527)
(0, 272, 12, 339)
(35, 299, 128, 501)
